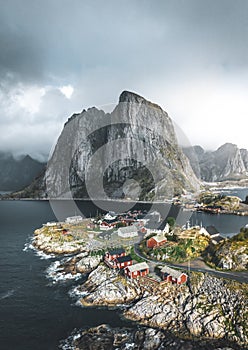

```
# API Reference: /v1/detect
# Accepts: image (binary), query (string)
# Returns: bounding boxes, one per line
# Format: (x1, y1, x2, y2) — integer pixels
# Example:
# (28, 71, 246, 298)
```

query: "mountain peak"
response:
(119, 90, 162, 110)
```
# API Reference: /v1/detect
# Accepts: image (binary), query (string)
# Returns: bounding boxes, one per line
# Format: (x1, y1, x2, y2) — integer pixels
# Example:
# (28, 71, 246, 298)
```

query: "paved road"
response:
(134, 244, 248, 284)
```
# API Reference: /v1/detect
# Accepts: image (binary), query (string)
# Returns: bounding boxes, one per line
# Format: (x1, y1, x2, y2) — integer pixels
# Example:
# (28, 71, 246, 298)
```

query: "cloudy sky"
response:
(1, 0, 248, 161)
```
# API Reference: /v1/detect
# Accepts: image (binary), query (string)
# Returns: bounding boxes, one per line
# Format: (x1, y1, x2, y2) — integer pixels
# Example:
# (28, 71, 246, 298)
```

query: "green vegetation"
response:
(230, 227, 248, 242)
(129, 246, 145, 263)
(198, 191, 240, 210)
(140, 232, 209, 263)
(166, 216, 176, 230)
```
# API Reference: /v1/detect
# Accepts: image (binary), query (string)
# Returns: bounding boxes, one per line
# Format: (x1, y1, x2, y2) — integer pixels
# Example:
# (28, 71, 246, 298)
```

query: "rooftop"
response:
(150, 235, 167, 243)
(161, 266, 185, 279)
(118, 226, 138, 233)
(126, 262, 149, 273)
(116, 255, 132, 263)
(206, 225, 220, 236)
(108, 248, 125, 255)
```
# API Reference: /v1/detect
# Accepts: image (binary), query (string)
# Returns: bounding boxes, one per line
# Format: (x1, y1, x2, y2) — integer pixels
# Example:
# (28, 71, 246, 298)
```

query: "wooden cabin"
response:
(124, 262, 149, 279)
(160, 266, 187, 284)
(147, 235, 167, 248)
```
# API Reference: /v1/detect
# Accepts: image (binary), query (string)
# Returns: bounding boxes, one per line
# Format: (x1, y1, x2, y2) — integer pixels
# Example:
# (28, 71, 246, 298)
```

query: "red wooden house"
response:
(105, 247, 125, 262)
(160, 266, 187, 284)
(147, 235, 167, 248)
(124, 262, 149, 279)
(114, 255, 132, 269)
(100, 219, 118, 230)
(105, 248, 126, 268)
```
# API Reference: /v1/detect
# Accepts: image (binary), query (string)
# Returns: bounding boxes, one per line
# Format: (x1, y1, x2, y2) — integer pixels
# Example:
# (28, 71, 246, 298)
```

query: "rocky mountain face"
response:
(0, 152, 45, 191)
(183, 143, 248, 182)
(17, 91, 200, 200)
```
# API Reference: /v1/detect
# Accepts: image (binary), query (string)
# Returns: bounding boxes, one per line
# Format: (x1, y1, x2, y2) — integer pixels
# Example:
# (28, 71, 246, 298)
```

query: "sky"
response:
(1, 0, 248, 161)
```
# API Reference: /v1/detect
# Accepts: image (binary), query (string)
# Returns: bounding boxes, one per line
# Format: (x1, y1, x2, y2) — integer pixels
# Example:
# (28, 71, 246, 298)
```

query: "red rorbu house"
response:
(114, 255, 132, 269)
(124, 262, 149, 279)
(160, 266, 188, 285)
(104, 248, 126, 267)
(147, 235, 167, 248)
(100, 218, 118, 230)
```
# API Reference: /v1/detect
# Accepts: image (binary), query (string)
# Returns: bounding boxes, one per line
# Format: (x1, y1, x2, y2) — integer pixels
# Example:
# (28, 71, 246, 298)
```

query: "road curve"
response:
(134, 244, 248, 284)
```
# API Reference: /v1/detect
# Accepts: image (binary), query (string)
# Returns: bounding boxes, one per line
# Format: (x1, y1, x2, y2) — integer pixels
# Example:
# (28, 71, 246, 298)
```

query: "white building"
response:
(65, 216, 83, 224)
(117, 225, 138, 238)
(43, 222, 58, 227)
(104, 212, 117, 220)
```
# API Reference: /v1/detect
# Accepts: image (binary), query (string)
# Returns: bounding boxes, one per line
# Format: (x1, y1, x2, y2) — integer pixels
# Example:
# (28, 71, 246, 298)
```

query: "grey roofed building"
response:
(206, 225, 220, 237)
(160, 266, 184, 279)
(117, 225, 138, 238)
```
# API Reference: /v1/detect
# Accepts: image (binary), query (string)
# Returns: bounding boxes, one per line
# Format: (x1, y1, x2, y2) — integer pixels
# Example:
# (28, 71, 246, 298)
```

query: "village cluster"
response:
(42, 208, 229, 285)
(104, 247, 188, 284)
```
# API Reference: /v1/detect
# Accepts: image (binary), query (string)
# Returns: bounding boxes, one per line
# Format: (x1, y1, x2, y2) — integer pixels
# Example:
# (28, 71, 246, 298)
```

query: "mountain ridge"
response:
(10, 91, 200, 199)
(183, 143, 248, 182)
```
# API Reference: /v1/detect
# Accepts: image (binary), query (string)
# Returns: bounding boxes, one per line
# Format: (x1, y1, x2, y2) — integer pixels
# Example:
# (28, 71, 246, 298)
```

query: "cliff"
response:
(14, 91, 200, 200)
(183, 143, 248, 182)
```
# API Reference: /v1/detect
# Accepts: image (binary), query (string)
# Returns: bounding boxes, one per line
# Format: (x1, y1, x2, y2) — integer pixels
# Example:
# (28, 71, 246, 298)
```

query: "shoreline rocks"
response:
(61, 324, 246, 350)
(75, 265, 248, 347)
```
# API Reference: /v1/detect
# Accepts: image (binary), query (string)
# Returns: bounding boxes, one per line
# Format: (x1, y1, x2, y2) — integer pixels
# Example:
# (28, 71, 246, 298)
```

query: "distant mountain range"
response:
(183, 143, 248, 182)
(0, 152, 45, 191)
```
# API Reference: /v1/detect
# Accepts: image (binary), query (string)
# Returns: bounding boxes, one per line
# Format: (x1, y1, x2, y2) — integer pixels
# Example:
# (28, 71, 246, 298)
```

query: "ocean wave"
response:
(59, 330, 82, 350)
(46, 261, 82, 282)
(69, 285, 89, 299)
(0, 289, 15, 300)
(23, 239, 56, 259)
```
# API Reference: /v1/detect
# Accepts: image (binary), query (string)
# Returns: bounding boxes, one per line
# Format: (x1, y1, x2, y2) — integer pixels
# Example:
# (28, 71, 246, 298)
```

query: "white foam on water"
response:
(46, 261, 82, 282)
(69, 285, 89, 299)
(59, 330, 82, 350)
(23, 239, 56, 259)
(0, 289, 15, 300)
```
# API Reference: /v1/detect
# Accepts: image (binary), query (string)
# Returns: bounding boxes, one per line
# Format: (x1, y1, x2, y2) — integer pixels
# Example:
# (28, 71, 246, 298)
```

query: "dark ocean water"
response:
(0, 195, 248, 349)
(0, 201, 131, 350)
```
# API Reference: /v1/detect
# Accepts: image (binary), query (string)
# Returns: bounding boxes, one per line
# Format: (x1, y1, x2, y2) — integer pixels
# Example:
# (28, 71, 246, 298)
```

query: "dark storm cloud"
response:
(1, 0, 248, 158)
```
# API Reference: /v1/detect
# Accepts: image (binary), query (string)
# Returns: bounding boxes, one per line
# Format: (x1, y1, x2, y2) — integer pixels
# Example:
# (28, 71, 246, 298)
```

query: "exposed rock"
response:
(81, 264, 142, 306)
(183, 143, 248, 182)
(77, 265, 248, 347)
(61, 324, 245, 350)
(33, 229, 86, 255)
(14, 91, 200, 200)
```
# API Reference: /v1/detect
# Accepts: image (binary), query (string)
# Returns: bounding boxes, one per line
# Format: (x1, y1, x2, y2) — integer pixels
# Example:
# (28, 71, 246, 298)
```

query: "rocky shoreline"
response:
(61, 324, 246, 350)
(32, 224, 248, 349)
(51, 255, 248, 348)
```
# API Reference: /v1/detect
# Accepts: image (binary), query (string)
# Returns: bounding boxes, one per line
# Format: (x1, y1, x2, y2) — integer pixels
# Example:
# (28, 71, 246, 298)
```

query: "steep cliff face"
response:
(184, 143, 248, 182)
(16, 91, 200, 200)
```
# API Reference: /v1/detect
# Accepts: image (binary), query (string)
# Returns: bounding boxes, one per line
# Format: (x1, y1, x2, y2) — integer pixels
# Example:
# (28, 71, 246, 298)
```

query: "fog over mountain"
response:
(0, 152, 45, 191)
(1, 1, 248, 160)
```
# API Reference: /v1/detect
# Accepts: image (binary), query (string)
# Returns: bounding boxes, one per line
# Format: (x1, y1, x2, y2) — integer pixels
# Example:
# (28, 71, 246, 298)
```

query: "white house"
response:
(104, 212, 117, 220)
(117, 225, 138, 238)
(65, 216, 83, 224)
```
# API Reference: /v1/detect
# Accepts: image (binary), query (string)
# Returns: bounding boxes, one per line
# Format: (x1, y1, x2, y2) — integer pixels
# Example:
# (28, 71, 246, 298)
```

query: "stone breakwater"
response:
(74, 264, 247, 347)
(62, 324, 245, 350)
